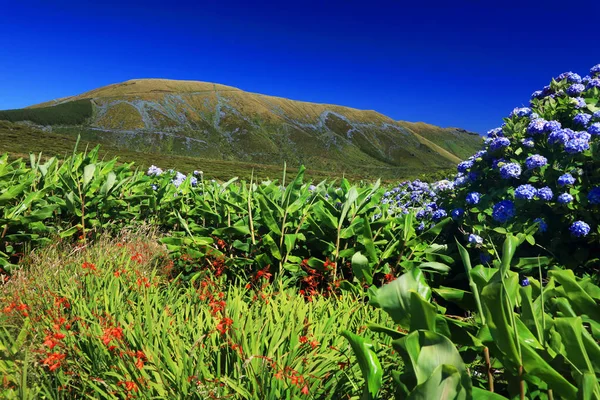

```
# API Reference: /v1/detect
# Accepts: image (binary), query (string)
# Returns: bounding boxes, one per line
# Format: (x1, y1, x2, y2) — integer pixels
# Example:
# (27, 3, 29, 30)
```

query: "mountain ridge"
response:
(2, 78, 482, 179)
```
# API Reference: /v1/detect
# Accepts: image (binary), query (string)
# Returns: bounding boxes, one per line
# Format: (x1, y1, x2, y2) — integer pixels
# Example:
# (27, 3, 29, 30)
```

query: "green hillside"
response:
(1, 79, 482, 178)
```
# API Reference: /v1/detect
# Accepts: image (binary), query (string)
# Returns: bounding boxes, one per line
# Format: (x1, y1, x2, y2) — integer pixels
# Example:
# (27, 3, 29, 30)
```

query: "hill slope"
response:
(1, 79, 482, 178)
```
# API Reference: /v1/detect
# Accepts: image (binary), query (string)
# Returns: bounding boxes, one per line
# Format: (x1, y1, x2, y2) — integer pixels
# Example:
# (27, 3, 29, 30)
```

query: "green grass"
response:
(0, 121, 454, 182)
(0, 100, 92, 126)
(0, 232, 398, 399)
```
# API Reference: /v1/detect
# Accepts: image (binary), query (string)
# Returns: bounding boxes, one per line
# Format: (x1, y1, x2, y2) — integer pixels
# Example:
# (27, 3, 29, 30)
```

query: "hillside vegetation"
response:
(0, 79, 482, 178)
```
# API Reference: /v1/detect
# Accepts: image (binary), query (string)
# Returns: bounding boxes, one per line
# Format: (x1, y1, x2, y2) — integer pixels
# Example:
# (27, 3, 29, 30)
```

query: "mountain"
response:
(0, 79, 482, 179)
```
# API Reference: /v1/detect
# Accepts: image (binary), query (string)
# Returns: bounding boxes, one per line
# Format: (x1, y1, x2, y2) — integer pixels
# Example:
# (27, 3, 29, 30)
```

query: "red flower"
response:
(299, 336, 308, 344)
(216, 317, 234, 335)
(310, 340, 319, 349)
(131, 252, 144, 263)
(82, 262, 96, 271)
(101, 326, 123, 346)
(42, 352, 66, 371)
(118, 380, 138, 392)
(301, 385, 310, 395)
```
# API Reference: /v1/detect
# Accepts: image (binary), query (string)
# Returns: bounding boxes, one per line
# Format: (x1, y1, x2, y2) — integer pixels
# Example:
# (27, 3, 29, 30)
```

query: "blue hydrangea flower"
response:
(466, 192, 481, 205)
(588, 78, 600, 89)
(489, 137, 511, 151)
(525, 155, 548, 170)
(171, 172, 187, 188)
(500, 163, 522, 179)
(432, 209, 447, 221)
(451, 208, 464, 220)
(454, 174, 468, 187)
(521, 138, 535, 148)
(151, 183, 159, 191)
(565, 137, 590, 154)
(457, 160, 474, 173)
(487, 127, 503, 138)
(557, 72, 582, 83)
(544, 120, 562, 132)
(193, 170, 203, 176)
(521, 278, 530, 287)
(557, 193, 574, 204)
(567, 83, 586, 96)
(558, 173, 576, 186)
(417, 222, 425, 232)
(468, 171, 479, 182)
(591, 64, 600, 77)
(574, 97, 587, 108)
(468, 234, 483, 245)
(492, 200, 516, 223)
(594, 111, 600, 120)
(492, 158, 506, 169)
(570, 221, 591, 237)
(510, 107, 532, 118)
(190, 177, 198, 187)
(531, 90, 543, 99)
(548, 129, 570, 145)
(574, 113, 592, 127)
(527, 118, 547, 135)
(147, 165, 163, 176)
(588, 187, 600, 204)
(536, 187, 553, 201)
(588, 123, 600, 136)
(434, 180, 454, 192)
(514, 184, 537, 200)
(534, 218, 547, 233)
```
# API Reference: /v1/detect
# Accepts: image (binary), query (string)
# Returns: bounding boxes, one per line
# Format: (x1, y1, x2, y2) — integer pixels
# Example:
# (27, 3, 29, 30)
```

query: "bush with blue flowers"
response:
(439, 63, 600, 270)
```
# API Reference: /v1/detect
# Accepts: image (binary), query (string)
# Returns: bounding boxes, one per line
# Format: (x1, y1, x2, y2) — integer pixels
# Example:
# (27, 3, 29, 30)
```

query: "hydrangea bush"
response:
(440, 63, 600, 268)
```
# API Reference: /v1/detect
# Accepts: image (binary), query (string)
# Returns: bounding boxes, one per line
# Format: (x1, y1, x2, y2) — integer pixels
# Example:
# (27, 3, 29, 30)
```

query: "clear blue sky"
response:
(1, 0, 599, 133)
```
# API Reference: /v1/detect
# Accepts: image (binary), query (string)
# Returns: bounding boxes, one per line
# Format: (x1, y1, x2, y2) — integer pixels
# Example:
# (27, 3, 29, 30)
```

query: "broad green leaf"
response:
(351, 252, 372, 285)
(407, 364, 466, 400)
(341, 330, 383, 400)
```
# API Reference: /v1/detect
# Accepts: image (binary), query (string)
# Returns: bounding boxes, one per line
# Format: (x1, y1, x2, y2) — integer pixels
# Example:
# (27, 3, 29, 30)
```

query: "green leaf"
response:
(370, 269, 431, 329)
(549, 270, 600, 321)
(409, 291, 437, 332)
(554, 317, 594, 374)
(472, 387, 509, 399)
(418, 262, 450, 273)
(341, 330, 383, 400)
(406, 364, 466, 400)
(500, 234, 519, 276)
(351, 252, 373, 285)
(83, 163, 96, 189)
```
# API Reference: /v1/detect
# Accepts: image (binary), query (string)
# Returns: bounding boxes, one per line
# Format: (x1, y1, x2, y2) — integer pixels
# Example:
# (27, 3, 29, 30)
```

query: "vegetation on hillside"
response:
(0, 100, 92, 126)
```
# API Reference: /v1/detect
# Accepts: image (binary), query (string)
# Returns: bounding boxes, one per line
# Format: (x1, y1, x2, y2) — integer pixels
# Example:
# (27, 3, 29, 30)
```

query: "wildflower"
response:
(299, 336, 308, 344)
(171, 172, 187, 188)
(567, 83, 585, 96)
(101, 326, 123, 347)
(587, 187, 600, 204)
(587, 78, 600, 89)
(510, 107, 532, 118)
(557, 72, 582, 83)
(525, 155, 548, 170)
(82, 262, 96, 271)
(432, 209, 447, 221)
(548, 129, 570, 145)
(565, 137, 590, 154)
(520, 278, 530, 287)
(591, 63, 600, 77)
(487, 127, 503, 137)
(309, 340, 319, 349)
(216, 317, 234, 335)
(514, 184, 536, 200)
(457, 160, 474, 173)
(499, 163, 521, 179)
(570, 221, 591, 237)
(465, 192, 480, 205)
(301, 385, 310, 395)
(531, 90, 543, 99)
(534, 218, 547, 233)
(573, 97, 586, 108)
(489, 137, 510, 151)
(146, 165, 163, 176)
(588, 123, 600, 136)
(521, 138, 535, 148)
(451, 208, 464, 220)
(527, 118, 547, 135)
(42, 352, 66, 372)
(557, 193, 574, 204)
(595, 111, 600, 120)
(468, 234, 483, 245)
(574, 113, 592, 127)
(558, 173, 576, 186)
(536, 187, 553, 201)
(492, 200, 516, 223)
(118, 381, 138, 392)
(544, 120, 562, 132)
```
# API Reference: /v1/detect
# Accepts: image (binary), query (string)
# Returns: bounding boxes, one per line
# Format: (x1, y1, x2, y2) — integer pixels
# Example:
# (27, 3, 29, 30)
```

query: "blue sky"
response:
(1, 0, 599, 133)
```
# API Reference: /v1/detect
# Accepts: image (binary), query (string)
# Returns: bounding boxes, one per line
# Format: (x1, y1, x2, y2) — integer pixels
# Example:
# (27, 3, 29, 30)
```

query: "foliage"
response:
(439, 63, 600, 271)
(0, 234, 398, 399)
(0, 100, 93, 126)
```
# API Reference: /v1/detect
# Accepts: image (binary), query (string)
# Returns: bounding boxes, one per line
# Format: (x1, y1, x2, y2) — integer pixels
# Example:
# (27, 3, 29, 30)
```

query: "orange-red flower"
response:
(82, 262, 96, 271)
(216, 317, 234, 335)
(42, 352, 66, 371)
(301, 385, 310, 395)
(101, 326, 123, 347)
